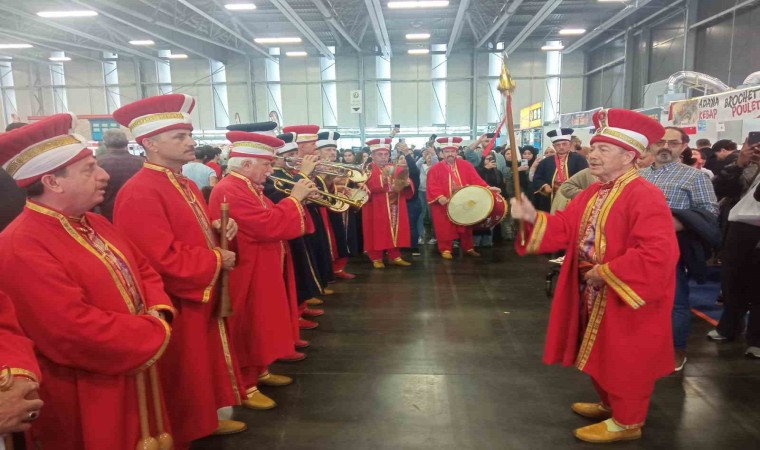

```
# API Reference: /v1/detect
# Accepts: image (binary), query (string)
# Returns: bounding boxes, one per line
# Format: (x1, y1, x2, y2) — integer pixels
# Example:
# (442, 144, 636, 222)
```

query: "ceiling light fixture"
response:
(406, 33, 431, 40)
(49, 56, 72, 62)
(541, 44, 564, 51)
(224, 3, 257, 10)
(559, 28, 586, 35)
(388, 1, 450, 9)
(286, 51, 308, 57)
(0, 44, 33, 49)
(408, 48, 430, 55)
(129, 40, 155, 46)
(166, 53, 189, 59)
(254, 37, 303, 44)
(37, 10, 98, 18)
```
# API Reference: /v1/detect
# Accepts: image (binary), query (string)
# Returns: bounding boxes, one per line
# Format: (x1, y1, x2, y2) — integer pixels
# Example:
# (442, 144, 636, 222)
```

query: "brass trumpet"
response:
(279, 157, 368, 183)
(268, 176, 366, 212)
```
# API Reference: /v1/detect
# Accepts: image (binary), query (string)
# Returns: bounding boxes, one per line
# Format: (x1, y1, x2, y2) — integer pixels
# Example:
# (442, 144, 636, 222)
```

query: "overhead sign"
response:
(559, 107, 601, 128)
(669, 86, 760, 126)
(350, 90, 362, 114)
(519, 102, 543, 129)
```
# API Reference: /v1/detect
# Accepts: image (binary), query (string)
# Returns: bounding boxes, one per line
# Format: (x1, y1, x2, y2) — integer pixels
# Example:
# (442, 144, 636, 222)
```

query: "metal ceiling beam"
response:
(123, 0, 249, 55)
(0, 4, 166, 63)
(0, 53, 54, 66)
(466, 13, 480, 42)
(175, 0, 271, 58)
(207, 0, 268, 55)
(268, 0, 334, 58)
(0, 29, 121, 54)
(71, 0, 219, 61)
(446, 0, 470, 56)
(312, 0, 362, 53)
(476, 0, 524, 48)
(587, 0, 684, 53)
(563, 0, 654, 54)
(505, 0, 563, 54)
(0, 31, 103, 63)
(364, 0, 392, 58)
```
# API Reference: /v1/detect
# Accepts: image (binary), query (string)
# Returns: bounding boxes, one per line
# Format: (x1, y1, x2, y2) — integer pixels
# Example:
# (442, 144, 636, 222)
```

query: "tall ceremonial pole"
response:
(218, 198, 233, 318)
(498, 55, 525, 245)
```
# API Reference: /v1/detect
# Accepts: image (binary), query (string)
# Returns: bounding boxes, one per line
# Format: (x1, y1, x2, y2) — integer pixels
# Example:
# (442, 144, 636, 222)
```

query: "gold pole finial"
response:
(497, 56, 516, 95)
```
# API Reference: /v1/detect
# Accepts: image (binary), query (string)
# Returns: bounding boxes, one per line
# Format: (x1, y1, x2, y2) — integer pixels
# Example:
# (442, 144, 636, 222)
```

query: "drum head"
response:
(447, 185, 494, 226)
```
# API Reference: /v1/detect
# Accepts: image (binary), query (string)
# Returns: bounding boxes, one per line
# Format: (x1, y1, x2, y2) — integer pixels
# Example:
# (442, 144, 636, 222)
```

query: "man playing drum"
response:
(426, 137, 501, 259)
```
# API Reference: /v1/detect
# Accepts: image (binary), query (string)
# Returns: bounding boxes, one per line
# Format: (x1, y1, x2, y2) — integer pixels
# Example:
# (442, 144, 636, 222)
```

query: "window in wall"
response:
(0, 62, 18, 126)
(211, 59, 230, 128)
(320, 46, 338, 128)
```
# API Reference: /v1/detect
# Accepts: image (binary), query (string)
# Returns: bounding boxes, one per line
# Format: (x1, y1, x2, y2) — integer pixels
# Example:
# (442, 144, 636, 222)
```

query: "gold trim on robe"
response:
(574, 167, 640, 370)
(9, 368, 38, 382)
(25, 201, 140, 314)
(525, 212, 549, 254)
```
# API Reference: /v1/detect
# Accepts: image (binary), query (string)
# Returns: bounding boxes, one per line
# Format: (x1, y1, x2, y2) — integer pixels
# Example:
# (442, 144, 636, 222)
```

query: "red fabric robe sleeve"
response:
(514, 193, 588, 257)
(3, 246, 170, 376)
(426, 164, 449, 204)
(0, 290, 40, 382)
(209, 178, 307, 243)
(114, 189, 222, 303)
(365, 165, 387, 194)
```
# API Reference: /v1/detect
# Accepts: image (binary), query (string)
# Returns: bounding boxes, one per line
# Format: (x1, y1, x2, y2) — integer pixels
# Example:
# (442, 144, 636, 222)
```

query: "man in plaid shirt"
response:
(640, 126, 718, 372)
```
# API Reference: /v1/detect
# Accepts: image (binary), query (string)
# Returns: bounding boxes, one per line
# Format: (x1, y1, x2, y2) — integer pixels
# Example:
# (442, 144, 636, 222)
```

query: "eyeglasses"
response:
(655, 140, 684, 147)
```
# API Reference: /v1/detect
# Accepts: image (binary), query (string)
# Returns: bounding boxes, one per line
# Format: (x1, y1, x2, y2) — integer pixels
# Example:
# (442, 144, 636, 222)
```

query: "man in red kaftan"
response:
(510, 108, 678, 443)
(426, 137, 499, 259)
(209, 131, 317, 411)
(113, 94, 246, 448)
(0, 113, 174, 450)
(362, 138, 414, 268)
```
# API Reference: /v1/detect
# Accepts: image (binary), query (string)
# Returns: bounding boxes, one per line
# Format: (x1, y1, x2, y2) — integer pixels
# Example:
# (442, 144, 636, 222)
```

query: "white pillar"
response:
(103, 52, 120, 113)
(487, 43, 504, 125)
(210, 59, 230, 128)
(544, 40, 562, 124)
(375, 55, 392, 126)
(320, 46, 338, 128)
(265, 48, 284, 125)
(49, 51, 68, 114)
(431, 44, 447, 125)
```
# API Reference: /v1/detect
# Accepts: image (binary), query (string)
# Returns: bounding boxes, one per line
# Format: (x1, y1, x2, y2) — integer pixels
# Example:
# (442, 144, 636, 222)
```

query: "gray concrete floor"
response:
(194, 244, 760, 449)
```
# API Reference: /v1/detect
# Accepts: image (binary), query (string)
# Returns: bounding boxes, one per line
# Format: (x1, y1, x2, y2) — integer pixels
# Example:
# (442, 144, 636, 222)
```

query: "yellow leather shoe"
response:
(441, 251, 453, 260)
(573, 421, 642, 443)
(242, 388, 276, 410)
(258, 372, 293, 387)
(212, 420, 247, 435)
(323, 288, 335, 295)
(571, 402, 612, 420)
(372, 260, 386, 269)
(392, 257, 412, 267)
(306, 297, 324, 306)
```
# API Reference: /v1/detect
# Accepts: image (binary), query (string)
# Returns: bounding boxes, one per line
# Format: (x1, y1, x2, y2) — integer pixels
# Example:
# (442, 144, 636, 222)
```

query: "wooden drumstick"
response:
(135, 372, 159, 450)
(149, 366, 173, 450)
(217, 197, 233, 318)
